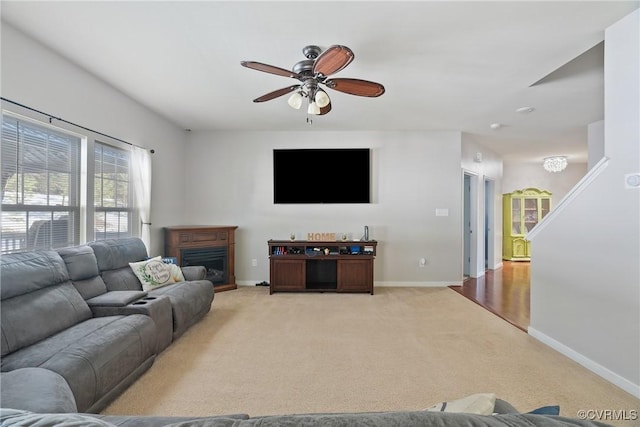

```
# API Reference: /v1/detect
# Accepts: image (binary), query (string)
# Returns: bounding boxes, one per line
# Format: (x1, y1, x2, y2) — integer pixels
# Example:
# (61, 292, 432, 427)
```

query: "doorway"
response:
(463, 172, 479, 279)
(484, 178, 496, 271)
(463, 174, 471, 279)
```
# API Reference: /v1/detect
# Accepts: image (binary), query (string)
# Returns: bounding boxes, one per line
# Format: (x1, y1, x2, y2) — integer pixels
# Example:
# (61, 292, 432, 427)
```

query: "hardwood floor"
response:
(450, 261, 530, 331)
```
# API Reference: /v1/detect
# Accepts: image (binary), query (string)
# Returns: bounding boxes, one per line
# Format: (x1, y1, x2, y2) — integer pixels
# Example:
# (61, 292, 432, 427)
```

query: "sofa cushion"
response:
(89, 238, 149, 292)
(0, 368, 77, 413)
(1, 314, 157, 413)
(90, 237, 149, 272)
(146, 280, 214, 339)
(0, 250, 69, 300)
(57, 245, 108, 300)
(231, 411, 612, 427)
(0, 409, 116, 427)
(1, 251, 92, 357)
(95, 414, 249, 427)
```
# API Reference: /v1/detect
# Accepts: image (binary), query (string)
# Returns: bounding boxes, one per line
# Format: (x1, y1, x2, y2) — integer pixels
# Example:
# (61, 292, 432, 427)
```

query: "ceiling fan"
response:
(241, 45, 385, 116)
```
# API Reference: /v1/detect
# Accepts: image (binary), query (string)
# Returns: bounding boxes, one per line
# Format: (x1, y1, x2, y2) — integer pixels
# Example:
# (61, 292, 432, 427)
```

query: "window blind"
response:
(93, 141, 132, 241)
(1, 115, 80, 253)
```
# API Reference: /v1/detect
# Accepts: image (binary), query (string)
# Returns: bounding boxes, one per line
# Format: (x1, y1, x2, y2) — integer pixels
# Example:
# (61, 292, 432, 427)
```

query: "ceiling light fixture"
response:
(307, 101, 321, 115)
(543, 156, 568, 172)
(314, 89, 330, 108)
(287, 92, 303, 109)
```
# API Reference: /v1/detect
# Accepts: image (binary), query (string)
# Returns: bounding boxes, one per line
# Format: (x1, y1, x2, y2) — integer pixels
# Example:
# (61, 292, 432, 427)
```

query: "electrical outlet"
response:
(251, 259, 258, 267)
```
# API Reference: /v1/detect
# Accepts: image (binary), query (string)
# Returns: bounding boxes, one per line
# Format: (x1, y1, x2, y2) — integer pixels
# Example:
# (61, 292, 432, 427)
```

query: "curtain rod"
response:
(1, 97, 154, 153)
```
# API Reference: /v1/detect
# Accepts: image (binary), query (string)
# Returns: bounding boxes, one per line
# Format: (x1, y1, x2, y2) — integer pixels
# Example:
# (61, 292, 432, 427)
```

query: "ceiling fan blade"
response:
(313, 45, 354, 76)
(324, 78, 385, 97)
(241, 61, 301, 79)
(319, 102, 332, 115)
(253, 85, 300, 103)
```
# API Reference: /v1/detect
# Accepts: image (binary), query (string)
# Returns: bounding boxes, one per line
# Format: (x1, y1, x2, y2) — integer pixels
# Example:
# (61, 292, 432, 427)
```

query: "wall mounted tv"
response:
(273, 148, 370, 204)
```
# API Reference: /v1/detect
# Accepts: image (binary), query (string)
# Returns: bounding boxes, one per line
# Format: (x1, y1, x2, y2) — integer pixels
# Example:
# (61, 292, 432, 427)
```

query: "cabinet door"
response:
(337, 259, 372, 293)
(540, 198, 551, 219)
(512, 238, 528, 258)
(511, 198, 522, 235)
(523, 197, 540, 232)
(270, 259, 305, 291)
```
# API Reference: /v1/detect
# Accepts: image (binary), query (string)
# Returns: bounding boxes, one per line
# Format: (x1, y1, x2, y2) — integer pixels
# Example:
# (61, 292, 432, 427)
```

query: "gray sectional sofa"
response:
(0, 238, 615, 426)
(0, 238, 214, 414)
(0, 404, 616, 426)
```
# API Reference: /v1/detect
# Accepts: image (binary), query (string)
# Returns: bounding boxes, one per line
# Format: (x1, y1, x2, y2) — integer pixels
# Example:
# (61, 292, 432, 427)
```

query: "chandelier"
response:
(543, 156, 568, 173)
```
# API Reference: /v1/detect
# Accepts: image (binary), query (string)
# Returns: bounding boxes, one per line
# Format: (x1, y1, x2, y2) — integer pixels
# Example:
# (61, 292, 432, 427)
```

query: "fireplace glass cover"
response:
(181, 247, 227, 285)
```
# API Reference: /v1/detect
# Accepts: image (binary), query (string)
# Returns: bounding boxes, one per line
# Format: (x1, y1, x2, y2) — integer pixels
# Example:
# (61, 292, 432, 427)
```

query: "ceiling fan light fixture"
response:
(307, 101, 321, 115)
(287, 92, 303, 109)
(242, 44, 385, 118)
(315, 90, 330, 108)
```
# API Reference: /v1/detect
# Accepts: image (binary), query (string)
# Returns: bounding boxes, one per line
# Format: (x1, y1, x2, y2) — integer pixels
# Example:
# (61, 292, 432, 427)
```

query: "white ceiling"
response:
(2, 1, 638, 163)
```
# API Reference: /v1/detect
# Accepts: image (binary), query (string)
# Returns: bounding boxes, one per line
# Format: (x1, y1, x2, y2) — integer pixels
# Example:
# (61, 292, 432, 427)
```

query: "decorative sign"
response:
(307, 232, 336, 241)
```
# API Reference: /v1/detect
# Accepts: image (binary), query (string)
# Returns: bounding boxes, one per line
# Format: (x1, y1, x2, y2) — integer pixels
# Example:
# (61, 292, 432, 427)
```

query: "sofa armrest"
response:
(181, 265, 206, 281)
(86, 291, 148, 308)
(494, 398, 519, 414)
(89, 295, 173, 353)
(0, 368, 77, 413)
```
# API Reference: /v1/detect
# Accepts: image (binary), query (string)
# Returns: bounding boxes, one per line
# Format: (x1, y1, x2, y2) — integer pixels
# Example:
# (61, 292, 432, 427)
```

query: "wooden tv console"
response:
(268, 240, 377, 295)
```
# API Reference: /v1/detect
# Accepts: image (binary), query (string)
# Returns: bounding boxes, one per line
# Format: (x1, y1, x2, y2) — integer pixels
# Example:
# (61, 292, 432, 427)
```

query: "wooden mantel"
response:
(164, 225, 237, 292)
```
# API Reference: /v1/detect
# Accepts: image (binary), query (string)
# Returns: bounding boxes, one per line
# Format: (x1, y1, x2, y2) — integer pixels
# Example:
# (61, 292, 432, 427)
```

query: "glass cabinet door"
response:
(541, 198, 550, 219)
(524, 197, 539, 232)
(511, 198, 521, 235)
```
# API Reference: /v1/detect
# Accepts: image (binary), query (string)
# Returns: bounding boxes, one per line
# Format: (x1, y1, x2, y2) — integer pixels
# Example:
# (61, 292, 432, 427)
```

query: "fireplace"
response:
(181, 247, 227, 285)
(164, 225, 237, 292)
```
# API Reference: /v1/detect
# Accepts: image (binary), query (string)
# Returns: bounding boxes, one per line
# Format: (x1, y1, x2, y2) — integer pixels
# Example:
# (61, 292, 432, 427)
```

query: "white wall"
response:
(528, 10, 640, 398)
(503, 161, 588, 205)
(461, 134, 504, 272)
(1, 23, 187, 255)
(588, 120, 605, 170)
(184, 130, 468, 286)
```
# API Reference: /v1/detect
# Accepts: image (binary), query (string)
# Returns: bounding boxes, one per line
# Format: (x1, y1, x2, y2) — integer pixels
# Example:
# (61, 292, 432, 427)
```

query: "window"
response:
(93, 142, 132, 240)
(1, 116, 81, 252)
(1, 110, 142, 254)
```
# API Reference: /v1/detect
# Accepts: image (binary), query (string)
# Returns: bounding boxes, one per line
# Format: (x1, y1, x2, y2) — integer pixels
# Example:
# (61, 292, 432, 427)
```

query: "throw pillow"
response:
(167, 263, 186, 282)
(129, 256, 176, 291)
(425, 393, 496, 415)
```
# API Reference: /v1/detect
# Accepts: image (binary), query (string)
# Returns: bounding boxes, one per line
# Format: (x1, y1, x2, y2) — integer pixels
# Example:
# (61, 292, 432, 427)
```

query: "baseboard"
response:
(528, 327, 640, 399)
(490, 261, 503, 270)
(376, 281, 457, 288)
(237, 281, 455, 288)
(238, 280, 267, 287)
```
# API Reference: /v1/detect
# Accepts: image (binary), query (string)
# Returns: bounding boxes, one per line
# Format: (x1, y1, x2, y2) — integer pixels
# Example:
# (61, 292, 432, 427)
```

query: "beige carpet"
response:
(102, 286, 639, 426)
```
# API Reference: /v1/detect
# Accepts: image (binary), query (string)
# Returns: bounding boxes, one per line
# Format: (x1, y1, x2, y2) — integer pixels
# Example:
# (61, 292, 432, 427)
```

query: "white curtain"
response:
(131, 146, 152, 251)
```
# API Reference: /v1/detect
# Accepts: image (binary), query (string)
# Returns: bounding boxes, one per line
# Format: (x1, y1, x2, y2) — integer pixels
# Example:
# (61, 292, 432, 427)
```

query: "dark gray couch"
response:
(0, 238, 214, 414)
(0, 406, 616, 427)
(88, 237, 214, 341)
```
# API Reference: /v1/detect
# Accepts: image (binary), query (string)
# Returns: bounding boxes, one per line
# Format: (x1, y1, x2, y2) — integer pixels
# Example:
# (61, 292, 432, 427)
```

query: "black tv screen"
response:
(273, 148, 370, 204)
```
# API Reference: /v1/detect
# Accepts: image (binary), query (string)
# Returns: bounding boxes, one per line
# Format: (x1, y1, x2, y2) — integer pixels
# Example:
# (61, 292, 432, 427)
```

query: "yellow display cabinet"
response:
(502, 188, 551, 261)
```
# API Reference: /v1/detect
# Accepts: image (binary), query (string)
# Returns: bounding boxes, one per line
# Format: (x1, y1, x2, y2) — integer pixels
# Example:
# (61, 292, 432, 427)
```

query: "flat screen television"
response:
(273, 148, 370, 204)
